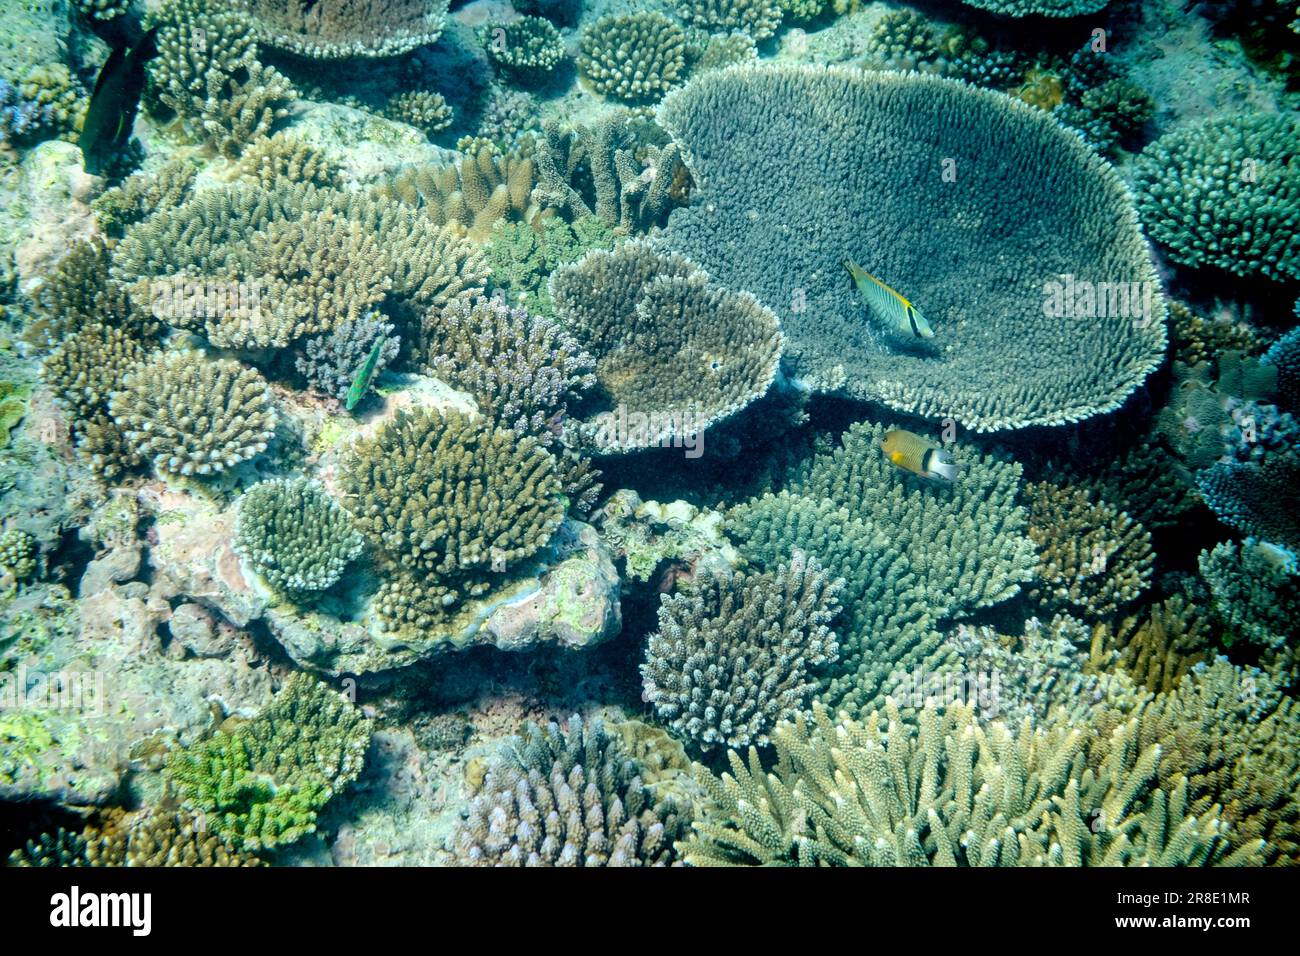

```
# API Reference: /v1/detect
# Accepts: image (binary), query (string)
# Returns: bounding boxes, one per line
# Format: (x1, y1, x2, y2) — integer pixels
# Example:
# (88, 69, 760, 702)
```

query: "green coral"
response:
(579, 14, 689, 103)
(165, 673, 370, 852)
(684, 699, 1263, 867)
(549, 241, 783, 452)
(234, 478, 364, 596)
(1135, 113, 1300, 281)
(642, 553, 842, 751)
(109, 351, 274, 477)
(340, 408, 564, 627)
(1199, 539, 1300, 649)
(485, 214, 614, 316)
(453, 715, 692, 865)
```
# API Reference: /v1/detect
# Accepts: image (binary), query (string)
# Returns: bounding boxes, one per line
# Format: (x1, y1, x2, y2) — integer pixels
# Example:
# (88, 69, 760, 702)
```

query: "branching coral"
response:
(1199, 539, 1300, 649)
(1197, 455, 1300, 550)
(423, 296, 596, 445)
(1135, 113, 1300, 281)
(239, 0, 449, 59)
(485, 214, 615, 316)
(1263, 327, 1300, 411)
(658, 63, 1166, 431)
(642, 553, 842, 751)
(533, 113, 689, 233)
(166, 673, 370, 852)
(9, 808, 262, 867)
(340, 408, 564, 625)
(380, 147, 543, 243)
(1088, 595, 1214, 694)
(480, 16, 566, 82)
(676, 0, 782, 41)
(149, 0, 296, 160)
(453, 715, 692, 866)
(1062, 438, 1201, 532)
(109, 351, 275, 477)
(233, 134, 342, 188)
(383, 90, 453, 138)
(578, 14, 688, 103)
(235, 478, 364, 595)
(549, 241, 782, 452)
(93, 161, 198, 236)
(1025, 480, 1155, 618)
(295, 315, 399, 402)
(684, 699, 1261, 866)
(0, 528, 37, 582)
(863, 8, 938, 72)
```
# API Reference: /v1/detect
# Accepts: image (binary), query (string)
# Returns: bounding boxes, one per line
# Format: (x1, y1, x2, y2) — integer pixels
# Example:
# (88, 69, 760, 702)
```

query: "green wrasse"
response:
(844, 259, 934, 339)
(346, 337, 387, 411)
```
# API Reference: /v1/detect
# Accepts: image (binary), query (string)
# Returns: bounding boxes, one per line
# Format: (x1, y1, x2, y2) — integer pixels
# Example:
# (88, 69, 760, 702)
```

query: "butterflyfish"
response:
(880, 428, 958, 482)
(844, 259, 934, 339)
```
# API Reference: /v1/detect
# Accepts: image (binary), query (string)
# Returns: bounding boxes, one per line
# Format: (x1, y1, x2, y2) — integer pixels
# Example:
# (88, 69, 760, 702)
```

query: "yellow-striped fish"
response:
(844, 259, 934, 339)
(881, 429, 958, 482)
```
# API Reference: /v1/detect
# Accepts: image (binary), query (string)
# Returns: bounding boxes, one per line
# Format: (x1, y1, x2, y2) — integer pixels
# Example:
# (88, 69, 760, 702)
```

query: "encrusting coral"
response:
(549, 241, 783, 453)
(1135, 113, 1300, 282)
(165, 673, 370, 852)
(109, 351, 275, 478)
(1024, 480, 1155, 618)
(683, 698, 1263, 866)
(239, 0, 450, 59)
(339, 408, 564, 627)
(642, 552, 842, 751)
(234, 478, 365, 596)
(578, 14, 689, 104)
(453, 715, 692, 866)
(658, 63, 1166, 431)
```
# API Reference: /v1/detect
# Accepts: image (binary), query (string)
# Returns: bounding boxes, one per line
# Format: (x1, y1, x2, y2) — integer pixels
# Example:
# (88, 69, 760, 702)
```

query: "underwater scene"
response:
(0, 0, 1297, 884)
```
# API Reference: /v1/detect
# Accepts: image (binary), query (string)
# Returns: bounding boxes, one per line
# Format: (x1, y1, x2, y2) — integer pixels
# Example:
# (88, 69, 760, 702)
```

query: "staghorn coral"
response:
(239, 0, 449, 59)
(381, 147, 543, 244)
(234, 478, 365, 595)
(533, 112, 689, 233)
(658, 64, 1166, 431)
(31, 238, 154, 348)
(1197, 455, 1300, 550)
(684, 699, 1261, 867)
(549, 241, 782, 453)
(1135, 113, 1300, 282)
(676, 0, 782, 41)
(1199, 539, 1300, 649)
(480, 16, 566, 83)
(295, 314, 399, 402)
(453, 714, 692, 866)
(340, 408, 564, 624)
(166, 673, 370, 852)
(578, 14, 689, 104)
(149, 0, 296, 160)
(233, 134, 341, 188)
(642, 553, 842, 751)
(1088, 595, 1214, 694)
(423, 296, 596, 446)
(43, 323, 148, 424)
(384, 90, 453, 139)
(109, 351, 274, 477)
(93, 161, 198, 236)
(1024, 480, 1155, 619)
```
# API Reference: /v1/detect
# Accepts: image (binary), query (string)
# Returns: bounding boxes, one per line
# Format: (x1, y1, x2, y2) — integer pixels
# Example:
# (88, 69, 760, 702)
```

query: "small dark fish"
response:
(79, 26, 159, 176)
(346, 337, 387, 411)
(79, 9, 145, 50)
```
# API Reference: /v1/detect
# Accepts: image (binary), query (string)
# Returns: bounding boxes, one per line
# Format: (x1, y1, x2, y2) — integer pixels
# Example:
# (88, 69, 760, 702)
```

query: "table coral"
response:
(239, 0, 449, 59)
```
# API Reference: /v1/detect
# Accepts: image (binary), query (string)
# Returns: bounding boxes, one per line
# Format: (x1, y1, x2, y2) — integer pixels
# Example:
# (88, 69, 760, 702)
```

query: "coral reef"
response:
(234, 134, 342, 188)
(383, 90, 453, 139)
(109, 351, 275, 477)
(480, 16, 566, 83)
(295, 315, 399, 402)
(423, 296, 596, 446)
(1199, 539, 1300, 649)
(239, 0, 449, 59)
(453, 715, 692, 866)
(0, 527, 36, 582)
(863, 9, 938, 72)
(549, 241, 782, 452)
(684, 699, 1261, 866)
(9, 807, 262, 867)
(1197, 455, 1300, 550)
(149, 0, 297, 160)
(658, 64, 1166, 431)
(1135, 113, 1300, 281)
(339, 408, 564, 625)
(92, 161, 198, 236)
(234, 478, 365, 595)
(1024, 481, 1155, 618)
(166, 673, 370, 852)
(484, 214, 614, 316)
(578, 14, 688, 103)
(1263, 327, 1300, 411)
(1088, 595, 1214, 694)
(642, 553, 842, 751)
(676, 0, 782, 41)
(960, 0, 1109, 14)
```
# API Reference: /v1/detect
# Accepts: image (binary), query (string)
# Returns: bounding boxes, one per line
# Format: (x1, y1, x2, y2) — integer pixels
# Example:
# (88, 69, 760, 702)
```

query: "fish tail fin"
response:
(927, 448, 959, 482)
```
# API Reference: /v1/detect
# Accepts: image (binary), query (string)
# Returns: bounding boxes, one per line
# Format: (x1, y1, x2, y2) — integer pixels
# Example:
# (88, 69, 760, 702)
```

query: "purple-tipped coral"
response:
(296, 315, 399, 403)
